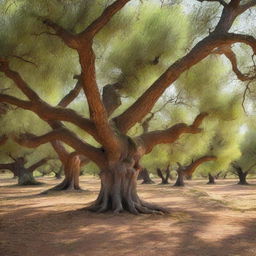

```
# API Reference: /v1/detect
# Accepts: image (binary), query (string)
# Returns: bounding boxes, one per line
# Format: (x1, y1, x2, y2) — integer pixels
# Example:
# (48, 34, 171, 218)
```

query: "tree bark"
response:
(17, 167, 41, 185)
(157, 167, 170, 184)
(207, 173, 215, 185)
(42, 154, 81, 193)
(87, 163, 167, 214)
(232, 163, 250, 185)
(174, 170, 185, 187)
(138, 168, 155, 184)
(237, 171, 248, 185)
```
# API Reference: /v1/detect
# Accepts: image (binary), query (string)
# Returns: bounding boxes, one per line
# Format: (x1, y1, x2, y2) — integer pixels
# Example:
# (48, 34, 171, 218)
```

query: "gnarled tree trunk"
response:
(87, 161, 167, 214)
(174, 170, 185, 187)
(237, 171, 248, 185)
(43, 154, 81, 192)
(232, 163, 250, 185)
(17, 167, 40, 185)
(0, 157, 47, 185)
(207, 173, 215, 185)
(157, 166, 170, 184)
(138, 168, 155, 184)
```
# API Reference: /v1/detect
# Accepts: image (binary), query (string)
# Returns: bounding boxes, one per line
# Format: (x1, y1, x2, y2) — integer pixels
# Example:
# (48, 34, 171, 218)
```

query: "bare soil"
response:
(0, 175, 256, 256)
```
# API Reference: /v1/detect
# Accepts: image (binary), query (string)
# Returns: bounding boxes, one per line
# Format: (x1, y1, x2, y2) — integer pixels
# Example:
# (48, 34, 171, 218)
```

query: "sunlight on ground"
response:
(1, 176, 256, 256)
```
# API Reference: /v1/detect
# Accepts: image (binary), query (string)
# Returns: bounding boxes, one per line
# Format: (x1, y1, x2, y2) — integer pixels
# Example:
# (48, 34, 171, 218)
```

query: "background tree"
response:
(174, 156, 217, 186)
(137, 168, 155, 184)
(0, 152, 50, 185)
(157, 165, 171, 185)
(230, 129, 256, 185)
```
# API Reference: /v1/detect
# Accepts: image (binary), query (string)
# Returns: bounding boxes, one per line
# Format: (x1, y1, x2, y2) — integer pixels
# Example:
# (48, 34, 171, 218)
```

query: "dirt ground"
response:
(0, 175, 256, 256)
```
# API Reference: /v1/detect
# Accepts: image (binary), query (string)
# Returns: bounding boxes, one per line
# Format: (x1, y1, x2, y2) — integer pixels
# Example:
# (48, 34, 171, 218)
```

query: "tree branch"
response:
(138, 113, 208, 154)
(79, 0, 131, 38)
(0, 68, 97, 141)
(0, 163, 13, 171)
(27, 158, 51, 172)
(42, 2, 131, 158)
(184, 155, 217, 177)
(140, 94, 187, 133)
(42, 19, 79, 49)
(0, 58, 40, 101)
(57, 76, 82, 107)
(113, 36, 224, 133)
(238, 0, 256, 14)
(13, 128, 106, 168)
(0, 94, 32, 110)
(196, 0, 227, 7)
(213, 45, 256, 81)
(224, 33, 256, 53)
(113, 0, 256, 134)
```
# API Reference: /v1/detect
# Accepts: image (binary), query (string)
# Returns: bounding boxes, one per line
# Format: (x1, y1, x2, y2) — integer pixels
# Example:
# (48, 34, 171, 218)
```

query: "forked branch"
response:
(27, 158, 51, 172)
(139, 113, 208, 154)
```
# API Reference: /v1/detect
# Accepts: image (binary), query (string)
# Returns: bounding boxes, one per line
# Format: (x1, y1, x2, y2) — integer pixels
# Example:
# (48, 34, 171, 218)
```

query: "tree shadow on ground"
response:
(1, 201, 256, 256)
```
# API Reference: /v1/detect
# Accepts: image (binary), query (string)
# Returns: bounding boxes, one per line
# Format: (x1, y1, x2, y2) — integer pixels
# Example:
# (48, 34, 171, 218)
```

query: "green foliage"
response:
(98, 2, 190, 96)
(235, 129, 256, 173)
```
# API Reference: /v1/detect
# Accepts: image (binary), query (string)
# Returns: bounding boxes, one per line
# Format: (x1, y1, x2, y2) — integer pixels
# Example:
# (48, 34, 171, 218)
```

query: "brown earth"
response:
(0, 175, 256, 256)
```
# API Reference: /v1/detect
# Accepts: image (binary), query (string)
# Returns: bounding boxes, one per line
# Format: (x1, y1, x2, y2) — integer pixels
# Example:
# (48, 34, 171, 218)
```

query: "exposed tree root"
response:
(41, 155, 82, 194)
(85, 168, 169, 214)
(41, 178, 82, 194)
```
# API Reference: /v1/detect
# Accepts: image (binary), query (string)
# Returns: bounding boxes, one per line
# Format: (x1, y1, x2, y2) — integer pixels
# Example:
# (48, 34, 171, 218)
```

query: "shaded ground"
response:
(0, 175, 256, 256)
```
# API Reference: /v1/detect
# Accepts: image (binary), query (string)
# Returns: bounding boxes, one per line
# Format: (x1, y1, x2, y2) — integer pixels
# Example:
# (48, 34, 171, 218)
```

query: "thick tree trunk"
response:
(139, 168, 155, 184)
(87, 164, 167, 214)
(174, 170, 185, 187)
(157, 168, 169, 184)
(207, 173, 215, 184)
(42, 155, 81, 193)
(17, 168, 40, 185)
(237, 172, 248, 185)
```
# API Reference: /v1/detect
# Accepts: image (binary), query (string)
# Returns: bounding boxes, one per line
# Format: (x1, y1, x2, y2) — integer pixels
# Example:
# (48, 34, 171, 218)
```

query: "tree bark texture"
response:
(138, 168, 155, 184)
(42, 154, 81, 193)
(237, 170, 248, 185)
(157, 166, 170, 184)
(174, 170, 185, 187)
(87, 162, 167, 214)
